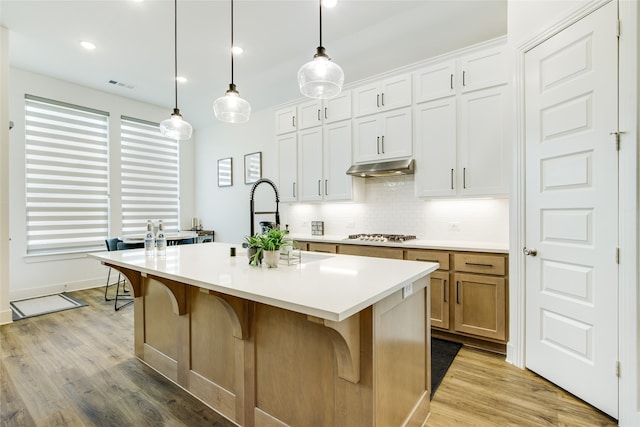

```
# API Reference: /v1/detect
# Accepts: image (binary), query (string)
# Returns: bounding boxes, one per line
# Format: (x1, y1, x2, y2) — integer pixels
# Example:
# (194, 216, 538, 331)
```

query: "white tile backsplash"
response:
(283, 175, 509, 244)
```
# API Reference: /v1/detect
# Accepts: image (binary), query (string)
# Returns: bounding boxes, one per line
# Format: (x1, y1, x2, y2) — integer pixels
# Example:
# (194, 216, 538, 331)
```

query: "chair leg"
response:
(114, 277, 134, 311)
(104, 268, 123, 301)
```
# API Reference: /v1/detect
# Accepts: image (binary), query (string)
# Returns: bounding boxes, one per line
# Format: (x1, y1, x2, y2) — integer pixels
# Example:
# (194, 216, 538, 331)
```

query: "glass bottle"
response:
(156, 220, 166, 256)
(144, 220, 155, 256)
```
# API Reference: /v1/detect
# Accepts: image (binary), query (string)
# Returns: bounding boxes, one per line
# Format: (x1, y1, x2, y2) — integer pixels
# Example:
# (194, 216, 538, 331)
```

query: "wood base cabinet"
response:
(399, 246, 508, 352)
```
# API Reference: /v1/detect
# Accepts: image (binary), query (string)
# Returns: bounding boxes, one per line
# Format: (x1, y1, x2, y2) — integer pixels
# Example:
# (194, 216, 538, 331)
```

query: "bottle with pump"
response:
(156, 220, 167, 256)
(144, 220, 155, 256)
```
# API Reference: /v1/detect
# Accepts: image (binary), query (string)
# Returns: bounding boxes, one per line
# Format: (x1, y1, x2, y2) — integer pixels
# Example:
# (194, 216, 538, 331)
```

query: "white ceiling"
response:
(1, 0, 507, 129)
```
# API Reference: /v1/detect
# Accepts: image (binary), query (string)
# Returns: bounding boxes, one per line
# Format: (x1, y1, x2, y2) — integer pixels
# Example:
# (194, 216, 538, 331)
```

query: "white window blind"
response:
(25, 95, 110, 255)
(120, 116, 180, 235)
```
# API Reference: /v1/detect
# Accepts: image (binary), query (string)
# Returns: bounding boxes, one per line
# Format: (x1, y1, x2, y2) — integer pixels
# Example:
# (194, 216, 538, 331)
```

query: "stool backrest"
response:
(105, 238, 120, 252)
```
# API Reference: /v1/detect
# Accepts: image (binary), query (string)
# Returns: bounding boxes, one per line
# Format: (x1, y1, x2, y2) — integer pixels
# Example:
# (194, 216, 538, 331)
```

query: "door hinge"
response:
(616, 248, 620, 264)
(616, 19, 621, 38)
(610, 131, 625, 151)
(616, 361, 621, 377)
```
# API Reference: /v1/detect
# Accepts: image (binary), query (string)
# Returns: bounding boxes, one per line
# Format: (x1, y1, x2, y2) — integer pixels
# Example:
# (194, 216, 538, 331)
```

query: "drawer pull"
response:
(465, 262, 493, 267)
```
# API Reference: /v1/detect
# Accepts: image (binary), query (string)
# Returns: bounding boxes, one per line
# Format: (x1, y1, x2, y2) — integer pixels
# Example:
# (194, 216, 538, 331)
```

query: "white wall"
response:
(508, 0, 588, 45)
(0, 27, 11, 323)
(194, 109, 279, 244)
(6, 68, 195, 302)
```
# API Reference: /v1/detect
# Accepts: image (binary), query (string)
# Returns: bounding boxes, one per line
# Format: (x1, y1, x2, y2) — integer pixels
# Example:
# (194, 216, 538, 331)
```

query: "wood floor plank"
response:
(1, 287, 620, 426)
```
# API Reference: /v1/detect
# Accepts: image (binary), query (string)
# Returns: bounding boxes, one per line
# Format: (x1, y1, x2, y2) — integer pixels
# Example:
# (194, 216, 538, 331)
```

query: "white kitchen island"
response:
(89, 242, 438, 427)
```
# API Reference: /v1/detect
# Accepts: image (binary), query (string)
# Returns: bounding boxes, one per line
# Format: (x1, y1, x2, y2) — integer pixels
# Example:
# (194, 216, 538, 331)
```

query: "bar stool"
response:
(104, 238, 124, 302)
(103, 239, 137, 311)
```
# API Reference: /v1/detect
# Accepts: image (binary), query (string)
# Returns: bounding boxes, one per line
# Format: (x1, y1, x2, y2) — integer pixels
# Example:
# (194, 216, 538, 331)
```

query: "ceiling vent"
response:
(108, 80, 134, 89)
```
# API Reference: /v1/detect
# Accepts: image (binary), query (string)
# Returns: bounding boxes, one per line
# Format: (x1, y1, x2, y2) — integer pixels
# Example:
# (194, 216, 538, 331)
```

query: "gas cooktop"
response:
(346, 233, 417, 243)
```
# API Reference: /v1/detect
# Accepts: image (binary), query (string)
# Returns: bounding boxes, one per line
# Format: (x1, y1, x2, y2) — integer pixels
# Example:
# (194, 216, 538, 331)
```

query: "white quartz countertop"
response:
(291, 234, 509, 253)
(89, 242, 438, 322)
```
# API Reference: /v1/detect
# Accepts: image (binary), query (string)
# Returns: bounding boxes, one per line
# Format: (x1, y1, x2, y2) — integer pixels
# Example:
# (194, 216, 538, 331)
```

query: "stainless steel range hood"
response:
(346, 159, 415, 178)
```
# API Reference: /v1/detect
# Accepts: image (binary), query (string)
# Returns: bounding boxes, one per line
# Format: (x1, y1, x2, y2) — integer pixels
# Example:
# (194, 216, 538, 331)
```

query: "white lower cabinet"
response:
(415, 85, 509, 198)
(298, 122, 355, 202)
(353, 107, 412, 164)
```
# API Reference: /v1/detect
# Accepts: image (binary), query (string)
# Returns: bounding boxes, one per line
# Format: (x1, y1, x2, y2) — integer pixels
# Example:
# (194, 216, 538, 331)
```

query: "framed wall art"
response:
(244, 152, 262, 184)
(218, 157, 233, 187)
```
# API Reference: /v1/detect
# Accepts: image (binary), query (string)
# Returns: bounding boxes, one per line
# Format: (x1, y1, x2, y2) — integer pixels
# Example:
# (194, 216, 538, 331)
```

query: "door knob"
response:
(523, 247, 538, 256)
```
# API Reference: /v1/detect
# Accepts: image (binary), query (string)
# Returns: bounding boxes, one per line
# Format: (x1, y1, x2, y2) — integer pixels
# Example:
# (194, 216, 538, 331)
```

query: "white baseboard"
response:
(9, 276, 105, 302)
(0, 309, 13, 325)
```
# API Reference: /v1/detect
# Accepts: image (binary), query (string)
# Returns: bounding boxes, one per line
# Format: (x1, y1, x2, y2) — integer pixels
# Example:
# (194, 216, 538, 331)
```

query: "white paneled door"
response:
(524, 1, 618, 418)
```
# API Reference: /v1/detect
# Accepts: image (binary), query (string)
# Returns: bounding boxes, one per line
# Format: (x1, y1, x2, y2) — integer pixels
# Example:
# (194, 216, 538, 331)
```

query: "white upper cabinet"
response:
(413, 62, 457, 105)
(298, 128, 324, 201)
(296, 122, 356, 202)
(277, 133, 298, 202)
(353, 74, 412, 117)
(298, 91, 352, 130)
(414, 46, 507, 104)
(353, 107, 412, 163)
(458, 85, 510, 196)
(323, 121, 354, 201)
(459, 47, 508, 94)
(414, 98, 457, 198)
(414, 41, 509, 198)
(275, 106, 297, 135)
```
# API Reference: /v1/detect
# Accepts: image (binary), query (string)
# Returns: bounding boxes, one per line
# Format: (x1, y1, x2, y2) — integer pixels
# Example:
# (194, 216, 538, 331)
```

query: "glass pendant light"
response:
(214, 0, 251, 124)
(159, 0, 193, 140)
(297, 0, 344, 99)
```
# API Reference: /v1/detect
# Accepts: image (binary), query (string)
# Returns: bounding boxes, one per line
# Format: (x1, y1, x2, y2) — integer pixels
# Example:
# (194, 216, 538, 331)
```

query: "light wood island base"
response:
(113, 266, 431, 427)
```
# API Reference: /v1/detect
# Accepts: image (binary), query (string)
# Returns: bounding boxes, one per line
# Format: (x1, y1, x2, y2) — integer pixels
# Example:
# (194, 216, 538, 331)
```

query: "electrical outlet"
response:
(448, 222, 461, 231)
(345, 219, 355, 229)
(301, 221, 309, 228)
(402, 283, 413, 299)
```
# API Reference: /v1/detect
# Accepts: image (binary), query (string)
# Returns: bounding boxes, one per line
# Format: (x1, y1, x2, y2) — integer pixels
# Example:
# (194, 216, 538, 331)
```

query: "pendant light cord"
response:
(173, 0, 178, 110)
(230, 0, 234, 85)
(318, 0, 323, 47)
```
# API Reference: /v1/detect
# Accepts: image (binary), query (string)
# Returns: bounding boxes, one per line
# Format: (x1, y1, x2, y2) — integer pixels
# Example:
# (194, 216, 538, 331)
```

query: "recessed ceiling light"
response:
(176, 76, 187, 83)
(323, 0, 337, 8)
(231, 46, 243, 55)
(80, 41, 96, 50)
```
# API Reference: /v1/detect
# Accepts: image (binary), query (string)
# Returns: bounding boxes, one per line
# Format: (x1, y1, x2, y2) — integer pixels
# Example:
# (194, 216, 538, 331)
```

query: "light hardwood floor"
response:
(1, 287, 617, 426)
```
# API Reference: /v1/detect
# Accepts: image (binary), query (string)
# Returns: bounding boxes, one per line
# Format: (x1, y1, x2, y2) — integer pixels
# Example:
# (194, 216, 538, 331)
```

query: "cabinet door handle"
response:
(450, 74, 454, 90)
(463, 168, 467, 189)
(381, 92, 385, 106)
(317, 109, 321, 121)
(456, 281, 460, 304)
(381, 135, 385, 153)
(462, 70, 466, 86)
(325, 179, 328, 195)
(450, 168, 454, 190)
(377, 94, 380, 108)
(293, 182, 296, 198)
(318, 179, 321, 196)
(377, 136, 381, 154)
(465, 262, 494, 268)
(443, 279, 448, 303)
(292, 116, 296, 128)
(324, 107, 328, 119)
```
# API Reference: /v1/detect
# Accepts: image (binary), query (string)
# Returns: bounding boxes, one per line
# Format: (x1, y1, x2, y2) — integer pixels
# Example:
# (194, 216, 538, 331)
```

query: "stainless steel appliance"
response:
(346, 233, 417, 243)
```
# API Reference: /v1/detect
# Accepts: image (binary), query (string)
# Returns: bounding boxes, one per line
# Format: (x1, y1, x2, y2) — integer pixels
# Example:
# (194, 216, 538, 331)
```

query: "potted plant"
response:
(261, 228, 293, 268)
(244, 234, 264, 266)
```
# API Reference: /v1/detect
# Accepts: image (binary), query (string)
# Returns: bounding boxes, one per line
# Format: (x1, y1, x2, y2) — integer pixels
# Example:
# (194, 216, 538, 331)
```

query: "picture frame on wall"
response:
(244, 152, 262, 184)
(218, 157, 233, 187)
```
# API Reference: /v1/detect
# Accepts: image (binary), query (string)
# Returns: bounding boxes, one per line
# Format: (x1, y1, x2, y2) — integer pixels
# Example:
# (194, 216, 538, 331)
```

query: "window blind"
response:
(120, 116, 180, 235)
(25, 95, 110, 255)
